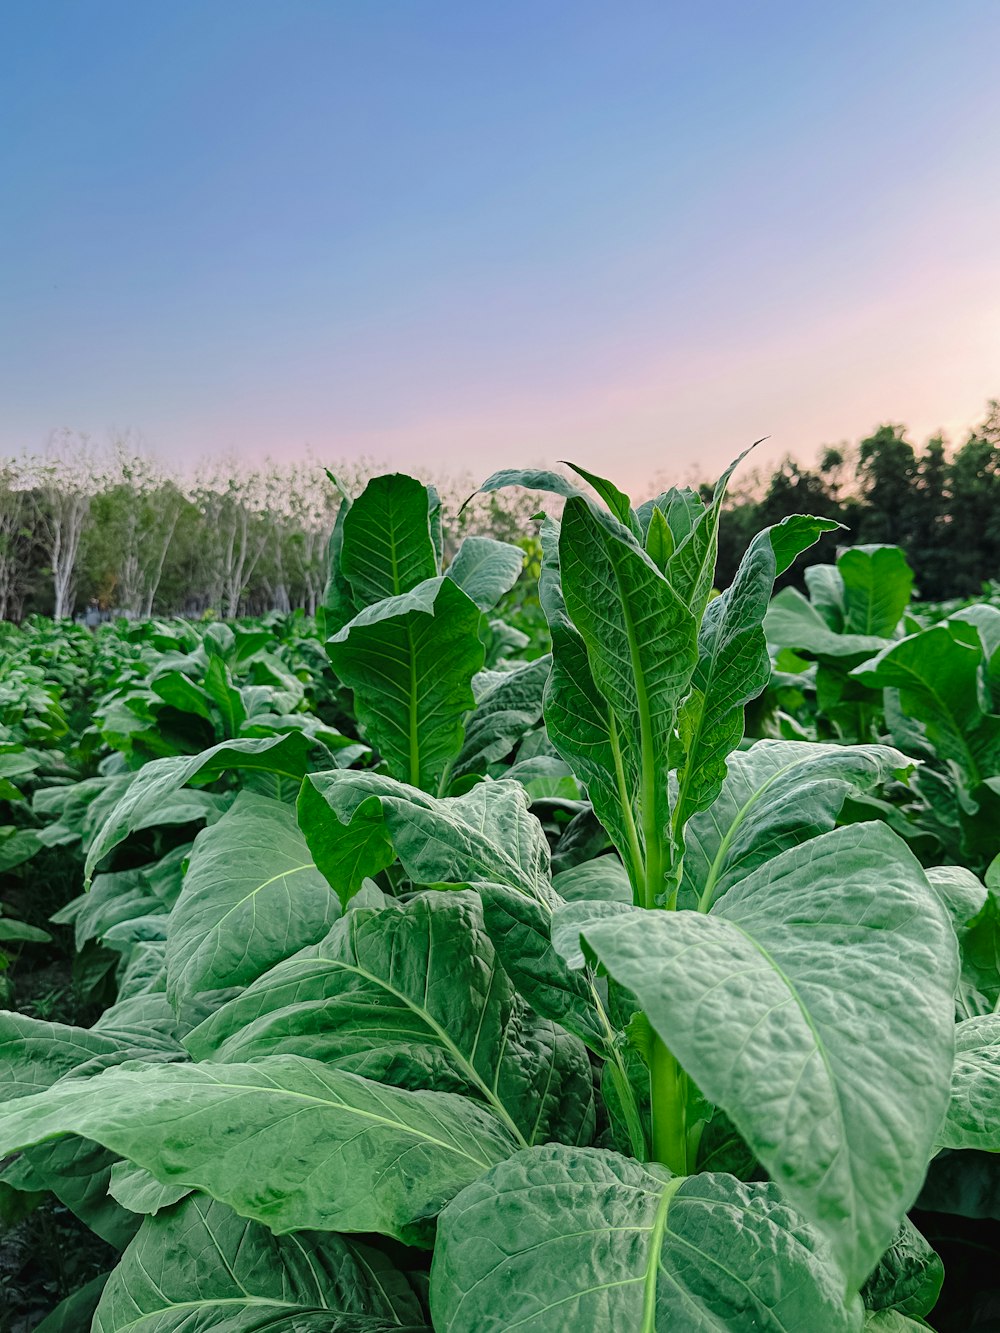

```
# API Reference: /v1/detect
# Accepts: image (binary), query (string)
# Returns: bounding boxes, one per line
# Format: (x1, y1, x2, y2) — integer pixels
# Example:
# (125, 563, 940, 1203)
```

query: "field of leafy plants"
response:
(1, 462, 999, 1332)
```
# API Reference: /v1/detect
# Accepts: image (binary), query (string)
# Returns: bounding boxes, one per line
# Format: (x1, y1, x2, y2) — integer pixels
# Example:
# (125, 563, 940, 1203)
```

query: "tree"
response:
(26, 432, 102, 619)
(0, 461, 35, 621)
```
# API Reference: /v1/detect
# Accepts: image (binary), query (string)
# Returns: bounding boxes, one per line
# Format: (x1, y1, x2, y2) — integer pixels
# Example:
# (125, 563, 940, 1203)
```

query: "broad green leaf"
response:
(541, 558, 642, 889)
(0, 1010, 183, 1100)
(0, 1055, 516, 1244)
(576, 823, 958, 1288)
(940, 1014, 1000, 1150)
(93, 1193, 428, 1332)
(62, 867, 167, 951)
(203, 655, 247, 737)
(0, 826, 41, 872)
(430, 1146, 862, 1332)
(552, 854, 632, 904)
(673, 517, 837, 836)
(299, 770, 552, 907)
(446, 535, 524, 611)
(861, 1217, 943, 1319)
(956, 878, 1000, 1016)
(109, 1159, 192, 1215)
(864, 1314, 931, 1332)
(0, 917, 50, 942)
(853, 623, 1000, 783)
(643, 505, 673, 571)
(453, 656, 549, 780)
(11, 1135, 141, 1248)
(681, 739, 909, 910)
(85, 733, 319, 881)
(166, 792, 338, 1004)
(766, 587, 888, 661)
(558, 496, 698, 902)
(804, 563, 845, 628)
(839, 546, 913, 636)
(327, 577, 484, 791)
(185, 890, 594, 1149)
(149, 671, 214, 723)
(340, 472, 438, 607)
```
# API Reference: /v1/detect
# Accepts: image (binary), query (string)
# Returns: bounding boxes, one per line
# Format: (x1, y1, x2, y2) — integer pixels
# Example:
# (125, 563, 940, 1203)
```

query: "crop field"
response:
(1, 464, 999, 1332)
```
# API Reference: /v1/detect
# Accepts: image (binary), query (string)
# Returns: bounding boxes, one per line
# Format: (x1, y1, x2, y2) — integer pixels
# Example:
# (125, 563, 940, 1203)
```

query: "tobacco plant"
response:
(0, 466, 992, 1331)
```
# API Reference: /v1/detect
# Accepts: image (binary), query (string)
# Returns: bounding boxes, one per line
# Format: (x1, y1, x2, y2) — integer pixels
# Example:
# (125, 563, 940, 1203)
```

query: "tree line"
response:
(715, 399, 1000, 600)
(0, 433, 540, 621)
(2, 401, 999, 620)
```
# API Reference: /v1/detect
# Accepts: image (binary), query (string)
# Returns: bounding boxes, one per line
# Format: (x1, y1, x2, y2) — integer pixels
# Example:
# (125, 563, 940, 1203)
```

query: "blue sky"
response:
(3, 2, 999, 490)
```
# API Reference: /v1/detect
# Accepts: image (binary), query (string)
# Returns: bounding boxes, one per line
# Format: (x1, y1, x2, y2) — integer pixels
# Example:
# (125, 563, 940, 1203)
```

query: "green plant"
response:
(0, 466, 991, 1331)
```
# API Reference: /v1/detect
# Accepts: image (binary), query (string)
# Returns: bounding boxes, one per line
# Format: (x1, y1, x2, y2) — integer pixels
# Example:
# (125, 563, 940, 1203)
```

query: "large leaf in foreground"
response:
(85, 734, 320, 881)
(93, 1193, 428, 1333)
(429, 1146, 861, 1332)
(0, 1055, 515, 1244)
(575, 823, 957, 1288)
(327, 577, 484, 791)
(300, 771, 552, 906)
(165, 792, 338, 1004)
(185, 891, 594, 1149)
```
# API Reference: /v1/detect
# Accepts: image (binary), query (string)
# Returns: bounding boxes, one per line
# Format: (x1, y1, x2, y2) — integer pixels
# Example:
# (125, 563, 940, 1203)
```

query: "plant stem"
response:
(650, 1033, 688, 1175)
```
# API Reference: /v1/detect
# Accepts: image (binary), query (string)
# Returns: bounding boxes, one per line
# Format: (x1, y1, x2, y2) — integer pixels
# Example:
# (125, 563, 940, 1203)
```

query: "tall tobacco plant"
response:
(0, 465, 988, 1331)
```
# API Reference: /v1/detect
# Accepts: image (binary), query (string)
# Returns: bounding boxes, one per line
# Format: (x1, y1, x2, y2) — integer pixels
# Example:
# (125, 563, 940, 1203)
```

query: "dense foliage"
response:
(1, 464, 999, 1331)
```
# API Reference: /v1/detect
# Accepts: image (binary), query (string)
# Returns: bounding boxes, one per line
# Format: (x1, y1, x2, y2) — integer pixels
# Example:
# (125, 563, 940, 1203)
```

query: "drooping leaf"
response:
(852, 622, 1000, 782)
(680, 739, 909, 910)
(33, 1274, 110, 1333)
(574, 823, 958, 1289)
(0, 1055, 516, 1244)
(165, 792, 339, 1005)
(85, 733, 320, 881)
(445, 536, 524, 612)
(429, 1146, 862, 1332)
(327, 577, 484, 791)
(92, 1193, 429, 1332)
(861, 1217, 943, 1320)
(299, 770, 552, 907)
(562, 461, 640, 536)
(109, 1159, 192, 1215)
(186, 890, 593, 1148)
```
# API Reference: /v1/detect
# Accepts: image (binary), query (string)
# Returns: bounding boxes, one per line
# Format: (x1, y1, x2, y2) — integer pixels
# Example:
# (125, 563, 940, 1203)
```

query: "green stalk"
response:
(650, 1034, 688, 1175)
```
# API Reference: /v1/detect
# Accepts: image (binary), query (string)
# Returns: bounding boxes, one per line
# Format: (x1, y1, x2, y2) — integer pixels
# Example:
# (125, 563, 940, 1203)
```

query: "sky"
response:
(2, 1, 1000, 494)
